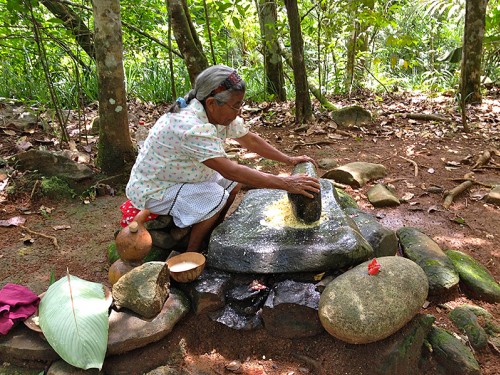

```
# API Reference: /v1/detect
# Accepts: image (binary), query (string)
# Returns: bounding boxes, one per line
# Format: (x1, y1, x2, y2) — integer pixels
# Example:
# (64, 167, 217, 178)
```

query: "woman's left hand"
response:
(287, 155, 319, 169)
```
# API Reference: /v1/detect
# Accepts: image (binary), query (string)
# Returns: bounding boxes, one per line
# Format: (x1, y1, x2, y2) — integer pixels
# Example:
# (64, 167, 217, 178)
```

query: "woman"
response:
(126, 64, 320, 252)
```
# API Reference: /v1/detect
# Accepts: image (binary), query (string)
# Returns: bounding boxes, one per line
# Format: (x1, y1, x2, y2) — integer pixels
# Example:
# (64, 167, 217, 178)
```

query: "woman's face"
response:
(205, 91, 245, 126)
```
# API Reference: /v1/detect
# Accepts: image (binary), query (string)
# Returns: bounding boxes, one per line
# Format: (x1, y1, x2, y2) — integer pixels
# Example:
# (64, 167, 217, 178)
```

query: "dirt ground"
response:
(0, 90, 499, 374)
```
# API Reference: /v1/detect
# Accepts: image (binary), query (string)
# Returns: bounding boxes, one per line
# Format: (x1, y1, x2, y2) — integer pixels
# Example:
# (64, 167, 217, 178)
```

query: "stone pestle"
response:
(287, 162, 322, 224)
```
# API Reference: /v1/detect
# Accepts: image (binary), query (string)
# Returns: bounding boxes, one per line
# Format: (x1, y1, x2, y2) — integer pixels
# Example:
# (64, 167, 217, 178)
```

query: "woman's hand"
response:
(282, 174, 321, 198)
(286, 155, 319, 169)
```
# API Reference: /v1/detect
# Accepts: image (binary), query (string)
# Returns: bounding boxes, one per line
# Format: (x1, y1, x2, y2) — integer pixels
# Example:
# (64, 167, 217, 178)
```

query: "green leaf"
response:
(38, 274, 109, 370)
(232, 16, 241, 29)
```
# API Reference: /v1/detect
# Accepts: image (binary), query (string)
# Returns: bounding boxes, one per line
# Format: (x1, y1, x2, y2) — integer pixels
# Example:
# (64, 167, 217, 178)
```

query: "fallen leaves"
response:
(0, 216, 26, 227)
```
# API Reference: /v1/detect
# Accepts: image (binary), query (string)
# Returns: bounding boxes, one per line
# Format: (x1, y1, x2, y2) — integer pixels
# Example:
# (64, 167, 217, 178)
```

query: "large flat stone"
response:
(207, 180, 373, 273)
(0, 324, 59, 365)
(107, 288, 190, 355)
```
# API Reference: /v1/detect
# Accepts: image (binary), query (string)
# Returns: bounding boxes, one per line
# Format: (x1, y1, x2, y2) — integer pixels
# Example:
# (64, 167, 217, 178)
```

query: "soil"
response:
(0, 90, 499, 375)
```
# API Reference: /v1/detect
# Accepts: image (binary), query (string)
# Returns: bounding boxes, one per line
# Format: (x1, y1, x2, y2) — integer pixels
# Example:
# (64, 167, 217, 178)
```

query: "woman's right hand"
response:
(282, 174, 320, 198)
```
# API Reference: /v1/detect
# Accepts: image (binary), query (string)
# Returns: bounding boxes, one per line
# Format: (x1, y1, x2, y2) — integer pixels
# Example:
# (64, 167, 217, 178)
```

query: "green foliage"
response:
(40, 176, 76, 199)
(0, 0, 498, 108)
(38, 275, 109, 370)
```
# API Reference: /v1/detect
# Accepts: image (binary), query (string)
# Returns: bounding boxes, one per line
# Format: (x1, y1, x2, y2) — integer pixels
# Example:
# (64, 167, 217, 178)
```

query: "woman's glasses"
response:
(224, 101, 245, 112)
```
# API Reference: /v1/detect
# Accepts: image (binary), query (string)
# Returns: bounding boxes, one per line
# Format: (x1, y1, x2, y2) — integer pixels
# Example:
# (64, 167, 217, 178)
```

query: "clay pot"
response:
(115, 209, 152, 264)
(108, 259, 135, 285)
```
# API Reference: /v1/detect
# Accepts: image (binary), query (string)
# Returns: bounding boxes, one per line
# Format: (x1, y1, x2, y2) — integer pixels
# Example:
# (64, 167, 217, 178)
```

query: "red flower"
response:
(368, 258, 381, 275)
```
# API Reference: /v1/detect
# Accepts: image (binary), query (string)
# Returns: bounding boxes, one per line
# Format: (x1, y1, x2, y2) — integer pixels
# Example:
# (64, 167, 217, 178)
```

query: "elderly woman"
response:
(125, 64, 320, 252)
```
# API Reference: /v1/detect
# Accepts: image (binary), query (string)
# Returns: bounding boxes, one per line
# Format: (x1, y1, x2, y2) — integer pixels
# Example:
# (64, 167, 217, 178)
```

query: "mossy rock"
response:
(427, 326, 481, 375)
(446, 249, 500, 303)
(461, 304, 500, 336)
(448, 306, 488, 351)
(334, 187, 359, 209)
(397, 228, 459, 295)
(375, 314, 435, 375)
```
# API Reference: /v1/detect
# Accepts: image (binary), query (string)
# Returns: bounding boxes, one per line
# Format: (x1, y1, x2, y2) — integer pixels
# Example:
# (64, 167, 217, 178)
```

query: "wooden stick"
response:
(472, 150, 491, 169)
(291, 140, 335, 151)
(404, 113, 451, 122)
(448, 178, 494, 188)
(20, 225, 60, 250)
(398, 156, 419, 177)
(443, 180, 475, 209)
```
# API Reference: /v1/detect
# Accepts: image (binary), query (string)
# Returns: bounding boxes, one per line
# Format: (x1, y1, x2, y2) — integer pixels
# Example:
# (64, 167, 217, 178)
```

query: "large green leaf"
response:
(38, 274, 109, 370)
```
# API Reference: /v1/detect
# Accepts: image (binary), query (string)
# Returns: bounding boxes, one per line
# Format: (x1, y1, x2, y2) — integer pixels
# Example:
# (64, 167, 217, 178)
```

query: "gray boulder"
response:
(262, 280, 323, 338)
(12, 149, 93, 181)
(345, 207, 398, 257)
(208, 180, 373, 273)
(318, 256, 428, 344)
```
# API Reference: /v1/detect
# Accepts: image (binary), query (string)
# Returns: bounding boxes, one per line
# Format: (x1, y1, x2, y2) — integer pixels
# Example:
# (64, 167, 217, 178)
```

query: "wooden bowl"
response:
(167, 252, 206, 283)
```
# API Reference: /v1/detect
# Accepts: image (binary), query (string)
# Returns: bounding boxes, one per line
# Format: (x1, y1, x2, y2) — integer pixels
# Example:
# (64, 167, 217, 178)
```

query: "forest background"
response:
(0, 0, 498, 162)
(0, 1, 499, 373)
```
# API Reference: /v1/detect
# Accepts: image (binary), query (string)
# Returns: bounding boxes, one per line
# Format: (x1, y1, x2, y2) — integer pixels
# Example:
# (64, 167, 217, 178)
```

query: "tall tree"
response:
(284, 0, 312, 123)
(92, 0, 135, 174)
(344, 0, 374, 94)
(461, 0, 488, 104)
(167, 0, 209, 84)
(40, 0, 95, 61)
(256, 0, 286, 101)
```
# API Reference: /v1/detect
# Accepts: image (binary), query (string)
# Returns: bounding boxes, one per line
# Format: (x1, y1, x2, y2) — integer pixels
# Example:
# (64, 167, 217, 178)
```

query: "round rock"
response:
(318, 256, 428, 344)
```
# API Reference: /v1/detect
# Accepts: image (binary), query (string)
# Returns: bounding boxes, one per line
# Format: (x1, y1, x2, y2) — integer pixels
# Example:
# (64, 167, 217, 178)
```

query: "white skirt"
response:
(144, 173, 238, 228)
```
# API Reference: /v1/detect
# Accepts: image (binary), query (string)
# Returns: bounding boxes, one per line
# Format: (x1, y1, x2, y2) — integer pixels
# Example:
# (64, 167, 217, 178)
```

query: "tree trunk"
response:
(344, 21, 359, 94)
(256, 0, 286, 101)
(461, 0, 488, 104)
(40, 0, 95, 61)
(167, 0, 209, 84)
(284, 0, 312, 124)
(92, 0, 135, 174)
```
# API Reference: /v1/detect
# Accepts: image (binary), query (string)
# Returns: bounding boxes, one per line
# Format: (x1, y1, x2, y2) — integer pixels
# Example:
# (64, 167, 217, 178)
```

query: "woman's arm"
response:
(236, 132, 318, 167)
(203, 157, 320, 198)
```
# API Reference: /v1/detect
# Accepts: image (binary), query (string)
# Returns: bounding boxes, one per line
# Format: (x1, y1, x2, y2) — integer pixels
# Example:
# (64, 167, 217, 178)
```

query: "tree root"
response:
(398, 156, 419, 177)
(443, 173, 476, 209)
(471, 150, 491, 169)
(20, 225, 60, 250)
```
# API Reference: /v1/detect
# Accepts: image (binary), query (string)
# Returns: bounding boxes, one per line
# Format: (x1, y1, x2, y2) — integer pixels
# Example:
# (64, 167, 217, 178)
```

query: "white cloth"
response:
(144, 172, 238, 228)
(126, 98, 249, 209)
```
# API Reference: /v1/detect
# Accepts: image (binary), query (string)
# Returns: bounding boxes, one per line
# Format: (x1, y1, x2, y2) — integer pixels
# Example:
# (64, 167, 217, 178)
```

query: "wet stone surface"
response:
(208, 180, 374, 273)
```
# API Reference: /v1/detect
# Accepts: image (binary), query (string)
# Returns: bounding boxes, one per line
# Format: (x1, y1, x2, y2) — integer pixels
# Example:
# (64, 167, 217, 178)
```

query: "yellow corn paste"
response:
(260, 195, 328, 229)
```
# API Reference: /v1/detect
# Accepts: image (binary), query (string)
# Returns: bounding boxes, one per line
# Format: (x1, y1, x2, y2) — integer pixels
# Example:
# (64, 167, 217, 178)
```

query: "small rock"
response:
(112, 261, 170, 318)
(367, 184, 400, 207)
(226, 360, 242, 373)
(485, 186, 500, 206)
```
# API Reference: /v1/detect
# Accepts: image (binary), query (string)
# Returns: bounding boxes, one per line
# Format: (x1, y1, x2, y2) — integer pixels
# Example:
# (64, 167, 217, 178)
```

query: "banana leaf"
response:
(38, 273, 109, 370)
